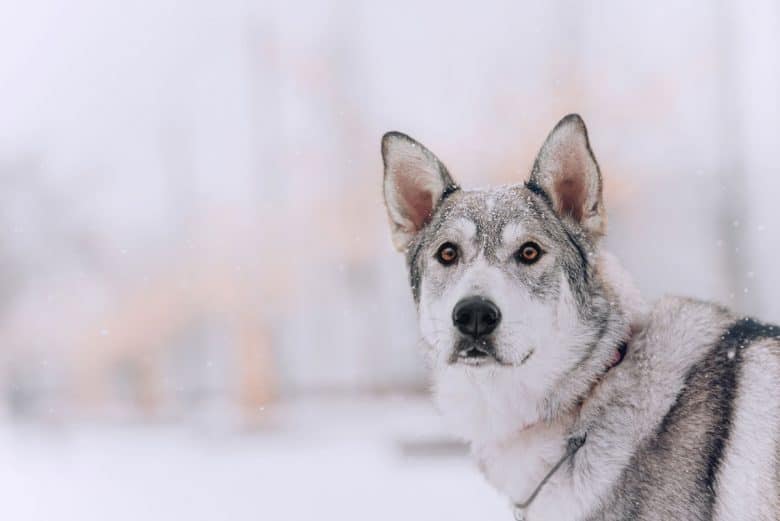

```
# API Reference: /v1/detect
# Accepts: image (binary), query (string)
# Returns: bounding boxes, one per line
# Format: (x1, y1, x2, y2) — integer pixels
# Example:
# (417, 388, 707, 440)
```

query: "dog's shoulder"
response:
(645, 294, 731, 329)
(632, 296, 733, 364)
(640, 295, 780, 355)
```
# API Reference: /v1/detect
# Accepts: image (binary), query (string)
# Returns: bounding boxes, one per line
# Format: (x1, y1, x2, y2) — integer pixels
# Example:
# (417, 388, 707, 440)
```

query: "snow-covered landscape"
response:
(1, 396, 506, 521)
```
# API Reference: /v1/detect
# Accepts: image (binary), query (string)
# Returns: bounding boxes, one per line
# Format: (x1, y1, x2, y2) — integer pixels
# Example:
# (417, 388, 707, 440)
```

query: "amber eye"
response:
(436, 242, 459, 265)
(515, 242, 542, 265)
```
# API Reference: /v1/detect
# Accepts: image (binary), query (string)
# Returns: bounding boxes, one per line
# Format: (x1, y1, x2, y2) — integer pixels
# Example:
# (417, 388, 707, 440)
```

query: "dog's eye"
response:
(435, 242, 459, 265)
(515, 242, 542, 265)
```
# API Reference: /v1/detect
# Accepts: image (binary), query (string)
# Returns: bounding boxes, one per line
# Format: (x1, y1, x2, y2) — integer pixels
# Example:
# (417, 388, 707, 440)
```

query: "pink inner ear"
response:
(554, 174, 586, 222)
(397, 174, 434, 230)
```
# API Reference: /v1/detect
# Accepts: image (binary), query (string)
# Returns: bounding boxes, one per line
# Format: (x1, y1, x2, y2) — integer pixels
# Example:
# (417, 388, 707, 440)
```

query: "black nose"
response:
(452, 297, 501, 339)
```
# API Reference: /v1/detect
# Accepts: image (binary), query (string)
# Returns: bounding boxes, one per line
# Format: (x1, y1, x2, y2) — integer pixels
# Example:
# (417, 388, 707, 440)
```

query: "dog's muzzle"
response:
(452, 296, 501, 362)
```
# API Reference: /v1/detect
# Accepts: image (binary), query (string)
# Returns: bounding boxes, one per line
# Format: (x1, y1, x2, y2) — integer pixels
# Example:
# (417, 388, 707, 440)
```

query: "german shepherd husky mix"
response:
(381, 114, 780, 520)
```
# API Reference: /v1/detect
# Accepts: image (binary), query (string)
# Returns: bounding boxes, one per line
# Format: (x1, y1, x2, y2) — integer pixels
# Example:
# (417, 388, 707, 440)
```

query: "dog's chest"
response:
(474, 427, 592, 521)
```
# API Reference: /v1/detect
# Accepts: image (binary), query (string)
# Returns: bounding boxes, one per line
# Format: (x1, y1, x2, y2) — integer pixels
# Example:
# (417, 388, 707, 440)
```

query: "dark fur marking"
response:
(439, 183, 460, 202)
(525, 179, 551, 204)
(562, 227, 589, 285)
(407, 239, 424, 302)
(595, 317, 780, 520)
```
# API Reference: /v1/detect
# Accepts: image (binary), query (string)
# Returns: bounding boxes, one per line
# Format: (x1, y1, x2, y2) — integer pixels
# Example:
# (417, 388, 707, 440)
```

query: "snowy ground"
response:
(0, 396, 507, 520)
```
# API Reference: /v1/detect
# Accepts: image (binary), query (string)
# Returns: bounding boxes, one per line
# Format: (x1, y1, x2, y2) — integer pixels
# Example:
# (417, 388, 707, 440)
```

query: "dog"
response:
(381, 114, 780, 520)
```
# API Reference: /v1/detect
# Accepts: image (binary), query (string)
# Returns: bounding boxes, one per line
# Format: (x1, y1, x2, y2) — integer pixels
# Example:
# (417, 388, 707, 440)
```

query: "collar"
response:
(608, 341, 628, 370)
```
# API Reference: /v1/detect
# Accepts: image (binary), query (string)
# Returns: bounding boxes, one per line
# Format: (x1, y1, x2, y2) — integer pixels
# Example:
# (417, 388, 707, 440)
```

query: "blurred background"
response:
(0, 0, 778, 519)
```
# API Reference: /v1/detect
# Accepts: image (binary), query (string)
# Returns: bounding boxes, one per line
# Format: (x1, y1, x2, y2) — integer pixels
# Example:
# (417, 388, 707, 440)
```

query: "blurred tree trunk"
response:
(714, 0, 748, 313)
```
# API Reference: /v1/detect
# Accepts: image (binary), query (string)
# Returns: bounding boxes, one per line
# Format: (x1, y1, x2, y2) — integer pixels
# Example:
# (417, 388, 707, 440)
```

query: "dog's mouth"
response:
(449, 339, 506, 366)
(457, 346, 494, 365)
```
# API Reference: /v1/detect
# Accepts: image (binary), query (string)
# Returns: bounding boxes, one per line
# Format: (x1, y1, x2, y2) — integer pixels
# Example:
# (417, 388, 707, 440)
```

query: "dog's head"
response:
(382, 115, 632, 442)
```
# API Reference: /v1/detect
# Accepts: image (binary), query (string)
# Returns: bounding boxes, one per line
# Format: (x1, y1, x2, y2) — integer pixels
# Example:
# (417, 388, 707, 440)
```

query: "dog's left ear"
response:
(528, 114, 605, 238)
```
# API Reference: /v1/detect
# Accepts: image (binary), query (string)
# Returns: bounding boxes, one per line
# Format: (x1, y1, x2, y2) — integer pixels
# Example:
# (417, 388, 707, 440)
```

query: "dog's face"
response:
(382, 115, 629, 441)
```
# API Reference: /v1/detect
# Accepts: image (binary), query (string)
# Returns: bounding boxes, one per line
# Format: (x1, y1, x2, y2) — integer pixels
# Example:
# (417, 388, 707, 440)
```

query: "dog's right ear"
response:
(382, 132, 458, 251)
(527, 114, 605, 239)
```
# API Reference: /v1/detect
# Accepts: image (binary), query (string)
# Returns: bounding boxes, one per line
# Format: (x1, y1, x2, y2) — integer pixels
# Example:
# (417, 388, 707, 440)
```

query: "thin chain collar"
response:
(512, 435, 586, 521)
